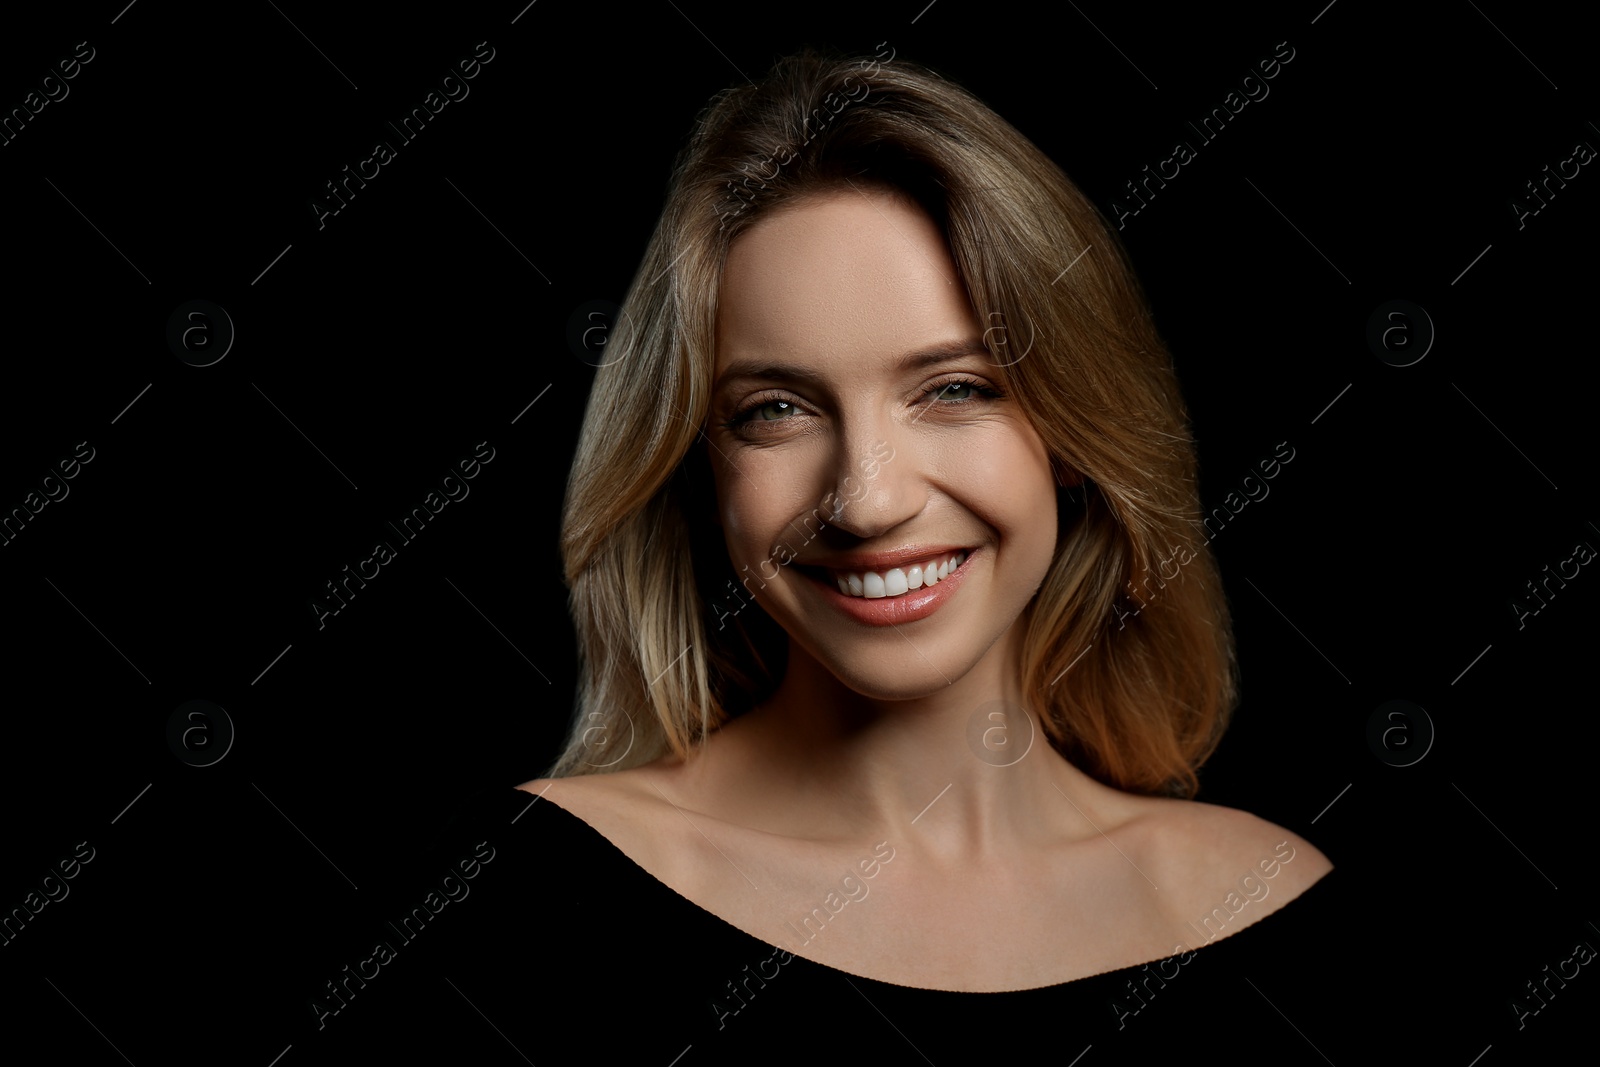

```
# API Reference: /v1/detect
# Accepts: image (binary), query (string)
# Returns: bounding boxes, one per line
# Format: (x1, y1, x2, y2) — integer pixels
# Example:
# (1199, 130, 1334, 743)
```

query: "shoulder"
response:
(514, 766, 671, 815)
(513, 767, 693, 875)
(512, 772, 646, 829)
(1127, 795, 1333, 941)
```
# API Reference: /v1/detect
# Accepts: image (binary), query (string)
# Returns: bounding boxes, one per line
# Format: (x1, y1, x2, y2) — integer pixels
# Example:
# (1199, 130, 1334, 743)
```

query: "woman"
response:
(439, 49, 1336, 1058)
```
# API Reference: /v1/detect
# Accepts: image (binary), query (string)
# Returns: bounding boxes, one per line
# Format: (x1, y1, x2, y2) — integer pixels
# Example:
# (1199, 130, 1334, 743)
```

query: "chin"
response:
(830, 671, 957, 704)
(795, 639, 992, 704)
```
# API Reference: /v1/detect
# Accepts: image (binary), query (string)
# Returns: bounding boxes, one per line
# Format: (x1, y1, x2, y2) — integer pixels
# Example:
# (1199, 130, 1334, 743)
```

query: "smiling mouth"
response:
(807, 550, 970, 599)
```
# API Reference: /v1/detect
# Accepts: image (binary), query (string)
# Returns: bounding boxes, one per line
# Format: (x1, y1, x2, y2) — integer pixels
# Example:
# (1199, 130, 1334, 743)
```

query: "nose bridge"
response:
(825, 402, 909, 532)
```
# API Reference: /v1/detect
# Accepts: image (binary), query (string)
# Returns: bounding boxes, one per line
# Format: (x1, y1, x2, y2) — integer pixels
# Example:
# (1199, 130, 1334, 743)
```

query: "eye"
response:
(924, 376, 1002, 405)
(725, 394, 803, 430)
(752, 399, 797, 421)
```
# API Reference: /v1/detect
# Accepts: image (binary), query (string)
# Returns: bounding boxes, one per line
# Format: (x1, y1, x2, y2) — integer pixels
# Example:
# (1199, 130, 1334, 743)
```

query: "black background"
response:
(1, 1, 1595, 1063)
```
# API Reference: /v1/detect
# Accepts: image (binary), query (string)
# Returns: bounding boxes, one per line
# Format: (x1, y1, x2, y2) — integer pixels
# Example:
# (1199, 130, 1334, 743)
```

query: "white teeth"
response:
(830, 552, 967, 599)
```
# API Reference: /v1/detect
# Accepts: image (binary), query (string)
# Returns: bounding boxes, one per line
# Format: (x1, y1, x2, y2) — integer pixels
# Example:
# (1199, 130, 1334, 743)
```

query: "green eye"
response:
(756, 399, 795, 420)
(722, 395, 803, 433)
(936, 381, 975, 401)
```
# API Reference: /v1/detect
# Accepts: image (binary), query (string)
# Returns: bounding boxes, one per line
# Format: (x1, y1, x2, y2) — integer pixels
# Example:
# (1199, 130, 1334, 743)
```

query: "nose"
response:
(819, 425, 912, 540)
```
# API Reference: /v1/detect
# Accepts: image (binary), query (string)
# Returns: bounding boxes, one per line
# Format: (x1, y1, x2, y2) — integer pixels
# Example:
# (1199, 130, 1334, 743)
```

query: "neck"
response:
(675, 623, 1118, 862)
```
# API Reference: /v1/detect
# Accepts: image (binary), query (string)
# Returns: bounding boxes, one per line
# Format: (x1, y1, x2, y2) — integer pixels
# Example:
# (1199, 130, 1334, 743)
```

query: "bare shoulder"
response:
(514, 767, 666, 820)
(513, 766, 692, 875)
(1133, 795, 1333, 939)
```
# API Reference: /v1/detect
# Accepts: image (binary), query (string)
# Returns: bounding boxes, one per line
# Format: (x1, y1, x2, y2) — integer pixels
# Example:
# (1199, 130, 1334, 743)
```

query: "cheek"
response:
(719, 503, 765, 569)
(937, 423, 1056, 547)
(711, 459, 815, 570)
(712, 480, 756, 565)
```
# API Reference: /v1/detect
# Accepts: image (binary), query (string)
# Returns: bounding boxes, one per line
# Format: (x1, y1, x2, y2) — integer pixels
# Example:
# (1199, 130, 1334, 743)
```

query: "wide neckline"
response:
(504, 785, 1334, 995)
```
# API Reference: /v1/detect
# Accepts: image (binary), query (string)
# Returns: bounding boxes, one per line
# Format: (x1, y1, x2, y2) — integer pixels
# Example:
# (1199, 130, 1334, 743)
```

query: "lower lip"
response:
(801, 552, 976, 627)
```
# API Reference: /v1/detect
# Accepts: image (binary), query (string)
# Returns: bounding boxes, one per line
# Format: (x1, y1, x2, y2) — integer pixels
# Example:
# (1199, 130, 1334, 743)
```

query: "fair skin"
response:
(520, 187, 1330, 992)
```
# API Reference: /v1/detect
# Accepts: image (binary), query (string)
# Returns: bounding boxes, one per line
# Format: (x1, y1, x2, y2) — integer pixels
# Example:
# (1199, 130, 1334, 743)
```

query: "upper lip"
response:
(801, 545, 974, 573)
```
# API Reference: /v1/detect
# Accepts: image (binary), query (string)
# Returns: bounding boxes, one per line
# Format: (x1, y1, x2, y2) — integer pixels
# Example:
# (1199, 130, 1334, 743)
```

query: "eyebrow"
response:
(714, 338, 990, 391)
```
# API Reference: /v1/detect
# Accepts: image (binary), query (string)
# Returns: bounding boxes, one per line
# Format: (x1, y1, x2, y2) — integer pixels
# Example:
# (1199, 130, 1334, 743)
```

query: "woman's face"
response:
(706, 187, 1059, 700)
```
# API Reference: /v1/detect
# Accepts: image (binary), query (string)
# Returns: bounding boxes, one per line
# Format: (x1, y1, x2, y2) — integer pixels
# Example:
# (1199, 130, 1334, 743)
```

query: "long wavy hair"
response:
(548, 49, 1236, 797)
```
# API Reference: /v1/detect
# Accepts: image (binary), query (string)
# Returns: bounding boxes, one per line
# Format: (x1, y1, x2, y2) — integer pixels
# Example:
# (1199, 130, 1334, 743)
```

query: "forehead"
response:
(714, 189, 979, 374)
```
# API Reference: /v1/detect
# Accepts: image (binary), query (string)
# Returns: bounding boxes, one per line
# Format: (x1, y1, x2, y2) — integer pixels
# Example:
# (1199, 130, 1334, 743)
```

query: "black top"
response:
(358, 785, 1401, 1064)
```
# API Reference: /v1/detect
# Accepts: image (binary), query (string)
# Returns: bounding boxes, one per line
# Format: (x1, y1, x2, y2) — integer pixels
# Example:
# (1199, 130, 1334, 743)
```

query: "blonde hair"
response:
(550, 50, 1236, 796)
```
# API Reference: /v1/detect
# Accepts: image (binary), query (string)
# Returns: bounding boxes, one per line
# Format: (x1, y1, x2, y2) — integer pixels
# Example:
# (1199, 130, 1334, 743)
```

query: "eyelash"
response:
(723, 375, 1005, 432)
